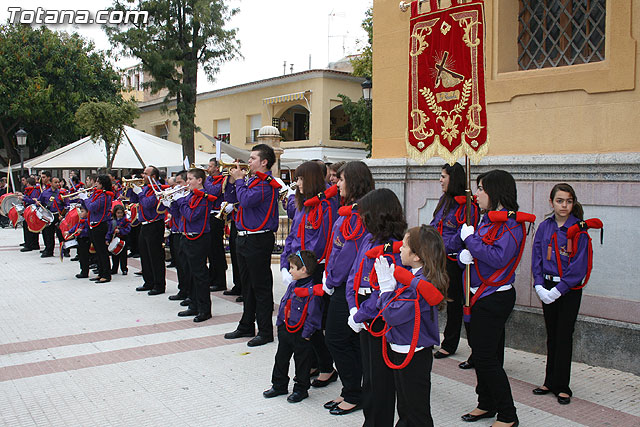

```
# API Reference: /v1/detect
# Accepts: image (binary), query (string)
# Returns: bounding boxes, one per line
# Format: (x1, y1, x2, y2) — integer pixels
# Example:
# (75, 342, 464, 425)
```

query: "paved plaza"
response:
(0, 227, 638, 426)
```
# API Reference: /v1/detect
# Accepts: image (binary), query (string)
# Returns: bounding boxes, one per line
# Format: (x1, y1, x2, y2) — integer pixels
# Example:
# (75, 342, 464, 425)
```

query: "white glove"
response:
(224, 203, 235, 214)
(77, 192, 88, 200)
(173, 191, 187, 201)
(350, 307, 358, 317)
(374, 256, 396, 293)
(287, 186, 296, 198)
(281, 268, 293, 287)
(322, 283, 334, 296)
(460, 224, 475, 241)
(537, 286, 561, 304)
(162, 198, 172, 207)
(347, 313, 363, 333)
(132, 185, 142, 195)
(459, 249, 474, 265)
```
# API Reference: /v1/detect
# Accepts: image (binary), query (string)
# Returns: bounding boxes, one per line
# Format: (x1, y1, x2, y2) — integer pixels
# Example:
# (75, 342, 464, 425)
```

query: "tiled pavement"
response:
(0, 227, 638, 426)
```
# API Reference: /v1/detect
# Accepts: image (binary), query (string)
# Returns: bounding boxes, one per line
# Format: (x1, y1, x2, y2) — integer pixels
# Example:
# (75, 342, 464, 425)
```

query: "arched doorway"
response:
(278, 105, 309, 141)
(330, 105, 352, 141)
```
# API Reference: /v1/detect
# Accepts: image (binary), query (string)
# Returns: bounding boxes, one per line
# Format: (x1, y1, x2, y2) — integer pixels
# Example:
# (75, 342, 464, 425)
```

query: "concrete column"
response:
(257, 125, 283, 176)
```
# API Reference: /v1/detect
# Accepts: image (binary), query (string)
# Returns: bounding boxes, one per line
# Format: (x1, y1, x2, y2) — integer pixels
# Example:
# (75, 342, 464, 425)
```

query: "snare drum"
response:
(24, 205, 51, 233)
(63, 239, 78, 249)
(108, 237, 125, 255)
(8, 205, 22, 228)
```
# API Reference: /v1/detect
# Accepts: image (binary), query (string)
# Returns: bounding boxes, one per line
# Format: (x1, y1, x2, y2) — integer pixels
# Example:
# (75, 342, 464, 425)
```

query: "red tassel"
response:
(488, 210, 536, 224)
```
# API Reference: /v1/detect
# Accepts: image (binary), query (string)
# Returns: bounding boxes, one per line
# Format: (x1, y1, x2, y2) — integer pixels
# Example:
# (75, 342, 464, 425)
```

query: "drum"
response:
(108, 237, 125, 255)
(0, 193, 22, 216)
(63, 239, 78, 249)
(128, 203, 140, 226)
(8, 205, 22, 228)
(89, 243, 96, 254)
(59, 207, 80, 240)
(24, 205, 52, 233)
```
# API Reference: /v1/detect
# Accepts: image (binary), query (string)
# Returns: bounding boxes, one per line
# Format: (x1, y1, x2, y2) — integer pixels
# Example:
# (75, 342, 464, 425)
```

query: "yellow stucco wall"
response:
(372, 0, 639, 158)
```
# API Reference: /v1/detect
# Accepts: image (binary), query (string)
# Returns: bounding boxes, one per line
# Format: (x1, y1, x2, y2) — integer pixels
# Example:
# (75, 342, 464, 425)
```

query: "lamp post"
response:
(15, 128, 27, 182)
(361, 78, 372, 109)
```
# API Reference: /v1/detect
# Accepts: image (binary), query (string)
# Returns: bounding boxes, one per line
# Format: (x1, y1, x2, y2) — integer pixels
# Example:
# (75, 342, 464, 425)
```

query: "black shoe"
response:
(20, 243, 25, 247)
(194, 313, 212, 323)
(40, 253, 53, 258)
(557, 395, 571, 405)
(330, 403, 362, 415)
(166, 263, 176, 268)
(40, 249, 46, 253)
(148, 289, 165, 296)
(311, 371, 338, 388)
(122, 270, 128, 275)
(461, 410, 496, 422)
(210, 285, 227, 292)
(263, 387, 288, 398)
(134, 271, 143, 276)
(459, 359, 474, 369)
(235, 296, 244, 302)
(324, 400, 341, 410)
(90, 277, 102, 282)
(533, 387, 551, 395)
(287, 390, 308, 403)
(136, 285, 152, 292)
(224, 329, 255, 339)
(434, 350, 451, 359)
(20, 248, 33, 252)
(309, 368, 320, 378)
(70, 256, 79, 261)
(223, 289, 241, 296)
(111, 270, 118, 275)
(168, 293, 187, 301)
(247, 335, 273, 347)
(97, 278, 111, 284)
(178, 309, 198, 317)
(180, 298, 192, 307)
(76, 273, 89, 278)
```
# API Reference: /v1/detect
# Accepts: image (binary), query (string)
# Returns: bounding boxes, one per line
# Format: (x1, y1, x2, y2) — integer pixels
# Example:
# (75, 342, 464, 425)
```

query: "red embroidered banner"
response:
(407, 0, 488, 164)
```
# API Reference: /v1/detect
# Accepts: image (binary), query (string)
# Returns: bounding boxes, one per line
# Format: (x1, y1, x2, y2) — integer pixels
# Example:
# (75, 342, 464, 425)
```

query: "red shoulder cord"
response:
(238, 178, 277, 232)
(89, 190, 113, 228)
(182, 191, 213, 240)
(138, 188, 158, 223)
(380, 285, 421, 370)
(297, 199, 334, 262)
(325, 207, 364, 269)
(283, 297, 311, 333)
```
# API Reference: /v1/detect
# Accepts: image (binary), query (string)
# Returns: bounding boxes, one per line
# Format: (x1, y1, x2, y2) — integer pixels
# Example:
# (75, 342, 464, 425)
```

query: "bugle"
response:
(61, 186, 94, 199)
(219, 160, 250, 176)
(122, 177, 144, 189)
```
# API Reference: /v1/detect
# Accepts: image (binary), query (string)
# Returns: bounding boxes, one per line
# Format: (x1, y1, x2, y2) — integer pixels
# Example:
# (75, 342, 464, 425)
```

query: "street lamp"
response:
(15, 128, 27, 181)
(361, 78, 372, 108)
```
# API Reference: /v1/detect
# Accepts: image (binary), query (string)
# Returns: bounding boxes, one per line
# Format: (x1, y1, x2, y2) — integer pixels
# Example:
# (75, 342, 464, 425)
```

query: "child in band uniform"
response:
(107, 205, 131, 275)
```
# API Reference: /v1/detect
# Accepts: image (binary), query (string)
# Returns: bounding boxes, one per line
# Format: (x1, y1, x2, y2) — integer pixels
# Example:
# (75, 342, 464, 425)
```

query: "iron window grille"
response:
(518, 0, 605, 70)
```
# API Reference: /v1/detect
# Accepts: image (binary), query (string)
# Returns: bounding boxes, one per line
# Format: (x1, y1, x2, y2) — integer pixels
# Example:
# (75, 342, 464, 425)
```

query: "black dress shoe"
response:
(263, 387, 288, 398)
(533, 387, 551, 395)
(461, 410, 496, 422)
(168, 293, 187, 301)
(97, 278, 111, 284)
(209, 285, 227, 292)
(193, 313, 212, 323)
(235, 296, 243, 302)
(224, 329, 255, 339)
(20, 243, 25, 247)
(223, 289, 241, 296)
(247, 335, 274, 347)
(459, 359, 474, 369)
(20, 248, 33, 252)
(90, 277, 102, 282)
(180, 298, 192, 307)
(40, 253, 53, 258)
(76, 273, 88, 279)
(330, 403, 362, 415)
(178, 309, 198, 317)
(287, 390, 308, 403)
(136, 285, 152, 292)
(557, 395, 571, 405)
(311, 370, 338, 388)
(148, 289, 165, 296)
(134, 271, 143, 276)
(122, 270, 128, 275)
(324, 400, 341, 410)
(70, 256, 79, 261)
(433, 350, 451, 359)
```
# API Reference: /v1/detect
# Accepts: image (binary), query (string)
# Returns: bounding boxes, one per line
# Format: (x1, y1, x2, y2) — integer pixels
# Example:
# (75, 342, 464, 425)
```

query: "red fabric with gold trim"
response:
(407, 0, 488, 165)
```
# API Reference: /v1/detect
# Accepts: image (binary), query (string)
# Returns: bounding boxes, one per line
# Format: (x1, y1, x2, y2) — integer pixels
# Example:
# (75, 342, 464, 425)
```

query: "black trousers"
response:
(470, 288, 517, 423)
(173, 234, 191, 296)
(237, 231, 275, 337)
(139, 220, 166, 291)
(42, 216, 63, 255)
(23, 225, 40, 249)
(542, 280, 582, 396)
(168, 233, 177, 262)
(77, 236, 90, 275)
(440, 258, 473, 354)
(128, 225, 140, 255)
(183, 233, 212, 315)
(272, 324, 314, 393)
(229, 221, 242, 293)
(360, 318, 396, 427)
(325, 284, 362, 404)
(390, 346, 434, 427)
(308, 264, 334, 374)
(89, 222, 111, 280)
(208, 215, 227, 288)
(110, 236, 128, 273)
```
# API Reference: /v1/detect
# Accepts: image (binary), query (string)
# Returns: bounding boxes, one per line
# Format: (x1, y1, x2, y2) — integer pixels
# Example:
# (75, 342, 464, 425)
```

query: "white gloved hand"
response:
(460, 224, 475, 241)
(374, 256, 396, 293)
(173, 191, 187, 201)
(347, 313, 364, 333)
(537, 286, 561, 304)
(77, 192, 89, 200)
(459, 249, 474, 265)
(132, 185, 142, 195)
(281, 267, 293, 287)
(162, 198, 172, 207)
(224, 203, 235, 214)
(322, 283, 334, 296)
(350, 307, 358, 317)
(287, 186, 296, 198)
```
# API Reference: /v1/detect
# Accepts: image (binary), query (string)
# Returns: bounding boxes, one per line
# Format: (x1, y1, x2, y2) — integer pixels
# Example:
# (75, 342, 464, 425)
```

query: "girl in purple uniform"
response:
(531, 183, 592, 405)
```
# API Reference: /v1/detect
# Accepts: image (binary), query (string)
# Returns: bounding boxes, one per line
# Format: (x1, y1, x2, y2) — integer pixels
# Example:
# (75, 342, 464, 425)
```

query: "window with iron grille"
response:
(518, 0, 605, 70)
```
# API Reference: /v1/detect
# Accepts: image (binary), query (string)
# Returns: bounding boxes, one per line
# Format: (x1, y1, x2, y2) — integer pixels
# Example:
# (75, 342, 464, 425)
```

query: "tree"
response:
(0, 24, 122, 166)
(104, 0, 241, 164)
(351, 6, 372, 79)
(75, 100, 139, 172)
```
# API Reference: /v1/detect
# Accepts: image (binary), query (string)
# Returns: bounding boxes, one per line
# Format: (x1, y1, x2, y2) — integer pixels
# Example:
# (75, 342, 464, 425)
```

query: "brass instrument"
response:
(61, 186, 94, 199)
(154, 184, 189, 203)
(219, 160, 250, 176)
(279, 182, 297, 201)
(215, 201, 236, 222)
(122, 177, 144, 189)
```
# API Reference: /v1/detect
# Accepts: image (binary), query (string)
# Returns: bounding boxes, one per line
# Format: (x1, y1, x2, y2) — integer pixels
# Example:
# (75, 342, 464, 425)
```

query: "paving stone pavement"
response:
(0, 227, 638, 426)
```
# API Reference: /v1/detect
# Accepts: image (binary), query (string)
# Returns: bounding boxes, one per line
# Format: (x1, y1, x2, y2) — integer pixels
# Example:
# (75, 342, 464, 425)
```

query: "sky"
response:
(1, 0, 371, 93)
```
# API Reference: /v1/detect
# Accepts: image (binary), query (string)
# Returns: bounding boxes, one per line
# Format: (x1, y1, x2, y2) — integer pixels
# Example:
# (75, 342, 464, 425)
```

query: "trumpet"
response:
(61, 186, 94, 199)
(279, 181, 297, 201)
(122, 177, 144, 189)
(219, 160, 250, 176)
(156, 185, 189, 203)
(215, 201, 236, 222)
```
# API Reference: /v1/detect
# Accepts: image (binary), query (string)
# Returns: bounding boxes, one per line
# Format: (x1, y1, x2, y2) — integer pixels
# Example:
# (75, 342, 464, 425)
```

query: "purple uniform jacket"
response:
(347, 235, 405, 324)
(106, 217, 131, 241)
(84, 191, 112, 228)
(280, 199, 336, 270)
(378, 267, 440, 348)
(430, 195, 478, 254)
(22, 187, 41, 206)
(325, 214, 367, 289)
(68, 218, 89, 239)
(462, 209, 525, 300)
(285, 194, 296, 219)
(234, 172, 279, 232)
(205, 175, 225, 210)
(276, 276, 324, 339)
(170, 191, 213, 235)
(126, 188, 138, 203)
(137, 186, 164, 223)
(531, 214, 589, 295)
(38, 187, 67, 213)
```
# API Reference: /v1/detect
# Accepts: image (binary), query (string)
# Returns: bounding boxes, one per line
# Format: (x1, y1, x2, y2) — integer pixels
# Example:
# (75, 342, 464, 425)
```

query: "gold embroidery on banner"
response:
(458, 17, 481, 48)
(410, 26, 434, 57)
(409, 109, 433, 141)
(437, 115, 461, 144)
(440, 21, 451, 35)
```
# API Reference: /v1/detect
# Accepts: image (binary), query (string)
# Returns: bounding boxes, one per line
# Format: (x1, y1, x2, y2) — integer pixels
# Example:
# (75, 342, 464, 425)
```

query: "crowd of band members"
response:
(4, 147, 594, 427)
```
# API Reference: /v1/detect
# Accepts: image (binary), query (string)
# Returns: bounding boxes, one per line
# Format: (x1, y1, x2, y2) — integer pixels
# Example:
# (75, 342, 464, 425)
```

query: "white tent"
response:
(1, 126, 213, 172)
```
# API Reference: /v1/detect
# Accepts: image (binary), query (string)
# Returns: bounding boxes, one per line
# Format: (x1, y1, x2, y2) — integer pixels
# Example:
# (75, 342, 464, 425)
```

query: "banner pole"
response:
(464, 155, 471, 307)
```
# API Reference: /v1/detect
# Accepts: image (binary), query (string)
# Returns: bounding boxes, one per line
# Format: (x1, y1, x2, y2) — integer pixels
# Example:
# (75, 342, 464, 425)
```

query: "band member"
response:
(37, 175, 67, 258)
(458, 170, 534, 427)
(431, 163, 478, 369)
(68, 203, 90, 278)
(373, 225, 448, 427)
(531, 184, 597, 405)
(327, 161, 345, 185)
(206, 158, 228, 292)
(346, 188, 407, 426)
(323, 161, 374, 415)
(224, 144, 280, 347)
(131, 166, 168, 295)
(167, 171, 191, 302)
(107, 204, 131, 275)
(19, 177, 41, 252)
(263, 250, 324, 404)
(166, 168, 216, 322)
(80, 175, 114, 283)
